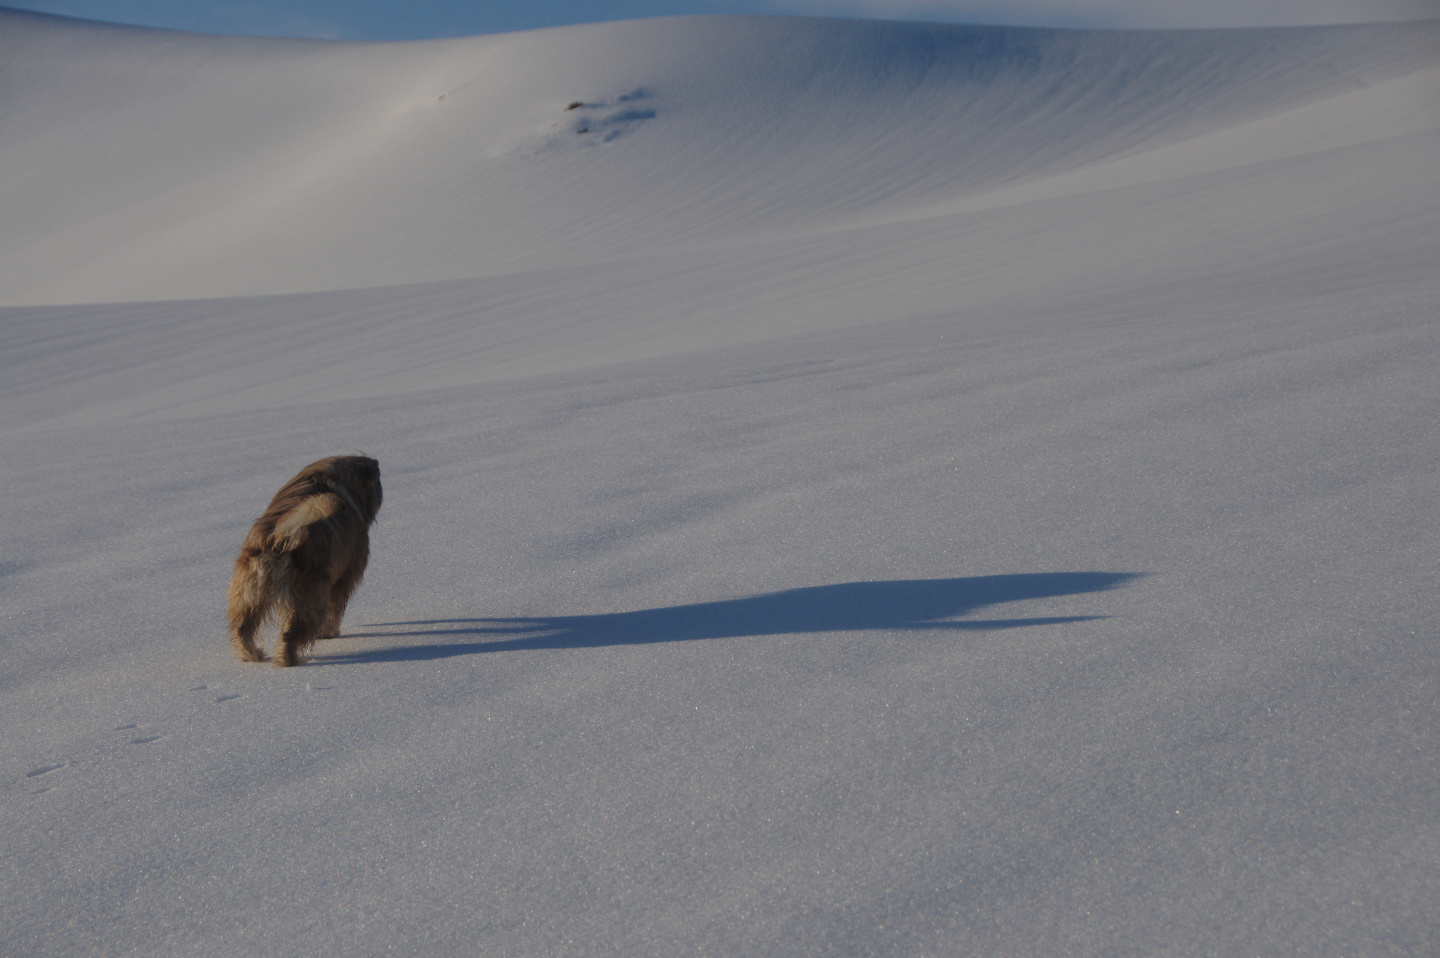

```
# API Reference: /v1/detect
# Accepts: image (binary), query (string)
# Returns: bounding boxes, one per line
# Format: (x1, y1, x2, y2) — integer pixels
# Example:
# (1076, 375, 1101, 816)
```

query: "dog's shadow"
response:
(321, 572, 1142, 665)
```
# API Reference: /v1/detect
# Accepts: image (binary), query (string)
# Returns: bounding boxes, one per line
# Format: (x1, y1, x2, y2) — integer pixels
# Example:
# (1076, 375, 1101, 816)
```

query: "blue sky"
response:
(4, 0, 1432, 40)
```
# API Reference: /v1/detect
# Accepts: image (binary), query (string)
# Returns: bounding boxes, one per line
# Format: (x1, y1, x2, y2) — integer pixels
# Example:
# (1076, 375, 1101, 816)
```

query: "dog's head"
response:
(303, 454, 383, 523)
(335, 455, 382, 522)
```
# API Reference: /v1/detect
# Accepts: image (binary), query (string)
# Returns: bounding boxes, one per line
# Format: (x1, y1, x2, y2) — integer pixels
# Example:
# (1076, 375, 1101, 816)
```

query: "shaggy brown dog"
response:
(227, 456, 382, 667)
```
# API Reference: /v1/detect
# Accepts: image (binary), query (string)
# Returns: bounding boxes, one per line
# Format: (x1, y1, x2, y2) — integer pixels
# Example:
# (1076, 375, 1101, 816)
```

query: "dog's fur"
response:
(227, 456, 382, 667)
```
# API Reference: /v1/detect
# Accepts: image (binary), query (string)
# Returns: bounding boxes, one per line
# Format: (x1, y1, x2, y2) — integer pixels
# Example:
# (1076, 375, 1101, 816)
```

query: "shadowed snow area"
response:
(1, 7, 1438, 957)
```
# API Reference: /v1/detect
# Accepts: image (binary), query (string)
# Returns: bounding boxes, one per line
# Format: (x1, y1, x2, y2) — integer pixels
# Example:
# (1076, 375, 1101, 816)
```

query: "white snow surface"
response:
(2, 7, 1438, 955)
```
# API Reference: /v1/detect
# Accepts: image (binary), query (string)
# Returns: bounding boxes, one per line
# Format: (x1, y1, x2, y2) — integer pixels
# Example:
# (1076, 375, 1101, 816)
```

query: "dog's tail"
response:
(267, 493, 345, 553)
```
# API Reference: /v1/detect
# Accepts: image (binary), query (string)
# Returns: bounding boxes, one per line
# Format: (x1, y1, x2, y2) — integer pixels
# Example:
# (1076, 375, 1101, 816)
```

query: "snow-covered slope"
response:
(2, 8, 1438, 957)
(2, 9, 1437, 306)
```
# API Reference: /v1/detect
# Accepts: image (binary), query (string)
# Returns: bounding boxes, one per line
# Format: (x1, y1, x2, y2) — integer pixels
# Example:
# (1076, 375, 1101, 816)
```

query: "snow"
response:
(1, 7, 1438, 956)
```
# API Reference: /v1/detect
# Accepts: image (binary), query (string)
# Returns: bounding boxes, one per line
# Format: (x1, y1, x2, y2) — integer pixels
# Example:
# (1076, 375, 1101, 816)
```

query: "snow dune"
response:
(2, 11, 1436, 305)
(1, 8, 1438, 956)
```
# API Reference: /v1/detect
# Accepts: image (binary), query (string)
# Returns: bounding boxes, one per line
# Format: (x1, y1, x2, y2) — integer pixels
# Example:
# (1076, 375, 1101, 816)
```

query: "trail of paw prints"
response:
(20, 682, 255, 796)
(191, 683, 245, 704)
(114, 722, 163, 745)
(19, 723, 159, 796)
(25, 763, 65, 794)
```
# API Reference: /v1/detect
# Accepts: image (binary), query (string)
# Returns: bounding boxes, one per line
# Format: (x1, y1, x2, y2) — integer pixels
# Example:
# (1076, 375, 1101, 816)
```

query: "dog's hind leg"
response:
(227, 561, 270, 663)
(274, 574, 329, 668)
(230, 607, 269, 662)
(320, 564, 367, 639)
